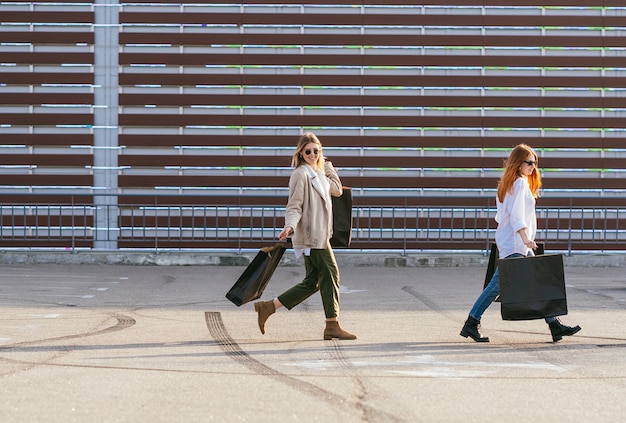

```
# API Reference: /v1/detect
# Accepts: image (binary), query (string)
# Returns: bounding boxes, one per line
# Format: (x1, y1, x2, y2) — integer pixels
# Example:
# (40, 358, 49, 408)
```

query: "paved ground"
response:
(0, 259, 625, 422)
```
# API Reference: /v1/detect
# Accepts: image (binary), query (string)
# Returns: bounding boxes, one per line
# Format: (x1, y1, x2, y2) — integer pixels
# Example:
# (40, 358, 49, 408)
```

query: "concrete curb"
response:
(0, 251, 624, 267)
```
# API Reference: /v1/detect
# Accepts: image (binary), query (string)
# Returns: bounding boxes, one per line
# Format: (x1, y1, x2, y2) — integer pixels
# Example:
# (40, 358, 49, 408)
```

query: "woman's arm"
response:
(511, 178, 537, 249)
(324, 160, 343, 197)
(517, 228, 537, 250)
(280, 170, 305, 240)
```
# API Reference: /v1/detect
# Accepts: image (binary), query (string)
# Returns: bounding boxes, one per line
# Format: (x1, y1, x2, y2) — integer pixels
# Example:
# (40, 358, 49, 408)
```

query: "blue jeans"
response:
(469, 252, 556, 324)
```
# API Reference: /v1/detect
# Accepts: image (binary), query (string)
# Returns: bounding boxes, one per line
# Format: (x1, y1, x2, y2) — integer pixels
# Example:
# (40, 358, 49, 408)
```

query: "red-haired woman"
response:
(460, 144, 581, 343)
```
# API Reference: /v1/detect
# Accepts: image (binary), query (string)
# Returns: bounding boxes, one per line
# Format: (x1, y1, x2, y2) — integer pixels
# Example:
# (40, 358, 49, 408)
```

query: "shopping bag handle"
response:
(261, 239, 291, 253)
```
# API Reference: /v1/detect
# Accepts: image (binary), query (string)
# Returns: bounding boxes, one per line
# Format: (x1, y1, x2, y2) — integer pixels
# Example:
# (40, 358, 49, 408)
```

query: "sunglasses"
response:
(304, 149, 319, 156)
(524, 160, 537, 167)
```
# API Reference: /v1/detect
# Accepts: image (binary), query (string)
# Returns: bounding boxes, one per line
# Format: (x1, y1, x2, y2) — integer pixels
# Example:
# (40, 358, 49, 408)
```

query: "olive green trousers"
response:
(277, 247, 340, 318)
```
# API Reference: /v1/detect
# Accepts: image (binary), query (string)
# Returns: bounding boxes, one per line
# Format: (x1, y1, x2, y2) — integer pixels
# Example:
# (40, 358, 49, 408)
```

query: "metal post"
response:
(93, 0, 119, 249)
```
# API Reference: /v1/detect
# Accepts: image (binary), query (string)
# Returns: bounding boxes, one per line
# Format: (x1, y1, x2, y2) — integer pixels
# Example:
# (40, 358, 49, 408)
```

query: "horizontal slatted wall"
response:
(117, 0, 626, 206)
(1, 0, 625, 250)
(0, 0, 95, 247)
(0, 0, 94, 190)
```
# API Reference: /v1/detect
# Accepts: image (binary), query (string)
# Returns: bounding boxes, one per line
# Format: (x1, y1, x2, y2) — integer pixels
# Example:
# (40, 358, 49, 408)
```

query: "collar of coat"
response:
(303, 164, 330, 203)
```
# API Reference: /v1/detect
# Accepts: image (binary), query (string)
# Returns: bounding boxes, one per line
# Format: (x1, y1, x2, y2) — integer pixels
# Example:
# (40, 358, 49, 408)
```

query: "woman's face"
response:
(301, 142, 320, 167)
(520, 153, 537, 177)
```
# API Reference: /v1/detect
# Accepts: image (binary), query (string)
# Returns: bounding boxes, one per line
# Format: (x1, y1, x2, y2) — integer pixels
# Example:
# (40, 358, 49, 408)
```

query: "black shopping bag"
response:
(330, 186, 353, 248)
(483, 242, 545, 302)
(225, 243, 286, 307)
(498, 253, 568, 321)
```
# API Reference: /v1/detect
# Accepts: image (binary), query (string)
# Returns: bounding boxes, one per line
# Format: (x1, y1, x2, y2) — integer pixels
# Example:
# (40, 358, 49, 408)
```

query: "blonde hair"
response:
(497, 144, 542, 203)
(291, 132, 325, 171)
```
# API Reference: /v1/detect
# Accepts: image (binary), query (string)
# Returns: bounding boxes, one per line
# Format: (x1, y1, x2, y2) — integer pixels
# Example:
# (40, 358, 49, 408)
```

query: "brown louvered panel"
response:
(0, 52, 94, 65)
(120, 134, 315, 148)
(119, 155, 288, 168)
(119, 93, 620, 109)
(119, 12, 615, 28)
(119, 175, 501, 189)
(540, 218, 626, 231)
(1, 32, 94, 44)
(0, 194, 94, 204)
(1, 93, 93, 105)
(346, 176, 617, 190)
(118, 154, 619, 170)
(0, 175, 92, 186)
(118, 215, 498, 231)
(353, 196, 626, 209)
(2, 11, 94, 22)
(119, 175, 288, 188)
(356, 217, 494, 230)
(118, 114, 613, 129)
(119, 53, 622, 69)
(531, 177, 625, 190)
(0, 134, 93, 146)
(121, 215, 249, 228)
(528, 198, 626, 208)
(112, 195, 624, 209)
(540, 158, 623, 169)
(119, 73, 625, 89)
(0, 72, 94, 85)
(0, 154, 92, 166)
(118, 195, 289, 206)
(118, 134, 625, 150)
(0, 114, 93, 125)
(349, 176, 495, 189)
(4, 215, 92, 227)
(119, 33, 624, 48)
(350, 211, 624, 232)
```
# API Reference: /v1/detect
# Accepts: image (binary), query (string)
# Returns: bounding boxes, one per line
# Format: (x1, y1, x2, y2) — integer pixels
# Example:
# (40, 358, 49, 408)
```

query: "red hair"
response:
(497, 144, 542, 203)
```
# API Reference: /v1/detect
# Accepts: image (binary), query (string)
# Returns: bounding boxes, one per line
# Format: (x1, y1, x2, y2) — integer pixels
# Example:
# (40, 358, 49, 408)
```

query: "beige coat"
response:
(283, 162, 343, 249)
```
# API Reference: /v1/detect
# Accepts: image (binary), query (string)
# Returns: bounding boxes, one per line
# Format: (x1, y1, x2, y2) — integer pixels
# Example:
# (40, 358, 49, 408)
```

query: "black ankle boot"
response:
(460, 315, 490, 342)
(548, 318, 581, 342)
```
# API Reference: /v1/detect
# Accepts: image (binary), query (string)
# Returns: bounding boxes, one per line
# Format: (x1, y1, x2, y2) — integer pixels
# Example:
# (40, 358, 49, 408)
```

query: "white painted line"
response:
(389, 369, 491, 379)
(350, 355, 566, 372)
(286, 354, 567, 374)
(340, 285, 368, 294)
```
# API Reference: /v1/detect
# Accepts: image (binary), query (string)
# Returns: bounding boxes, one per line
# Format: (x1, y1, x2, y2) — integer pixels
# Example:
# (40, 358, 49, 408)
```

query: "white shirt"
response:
(495, 176, 537, 258)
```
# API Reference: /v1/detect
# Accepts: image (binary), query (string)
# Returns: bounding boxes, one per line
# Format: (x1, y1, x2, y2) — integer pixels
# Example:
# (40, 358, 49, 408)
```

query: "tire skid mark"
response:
(325, 340, 372, 422)
(205, 312, 405, 423)
(0, 313, 136, 350)
(402, 286, 457, 322)
(0, 313, 136, 378)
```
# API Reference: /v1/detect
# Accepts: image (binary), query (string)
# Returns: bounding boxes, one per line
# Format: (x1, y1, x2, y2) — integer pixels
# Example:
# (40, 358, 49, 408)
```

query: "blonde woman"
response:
(460, 144, 581, 343)
(254, 133, 357, 340)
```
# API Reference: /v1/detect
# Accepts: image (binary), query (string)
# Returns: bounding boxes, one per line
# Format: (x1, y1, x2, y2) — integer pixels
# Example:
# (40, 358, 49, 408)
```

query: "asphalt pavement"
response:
(0, 258, 625, 422)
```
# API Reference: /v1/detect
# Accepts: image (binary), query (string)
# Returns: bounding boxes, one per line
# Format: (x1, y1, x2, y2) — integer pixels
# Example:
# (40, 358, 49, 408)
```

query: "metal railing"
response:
(1, 194, 625, 254)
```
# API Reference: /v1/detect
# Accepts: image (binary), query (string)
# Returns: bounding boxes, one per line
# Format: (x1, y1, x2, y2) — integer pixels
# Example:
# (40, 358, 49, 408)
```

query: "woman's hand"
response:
(524, 239, 538, 250)
(278, 227, 293, 241)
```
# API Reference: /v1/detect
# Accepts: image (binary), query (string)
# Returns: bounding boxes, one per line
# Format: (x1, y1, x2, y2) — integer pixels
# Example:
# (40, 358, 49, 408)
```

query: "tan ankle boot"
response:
(254, 300, 275, 335)
(324, 321, 357, 340)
